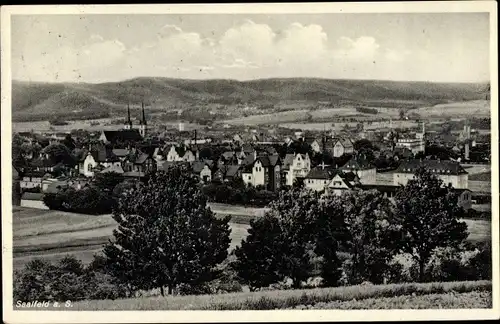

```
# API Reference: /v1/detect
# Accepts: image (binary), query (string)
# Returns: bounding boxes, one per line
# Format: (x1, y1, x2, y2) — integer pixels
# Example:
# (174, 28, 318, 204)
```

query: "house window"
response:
(88, 164, 93, 172)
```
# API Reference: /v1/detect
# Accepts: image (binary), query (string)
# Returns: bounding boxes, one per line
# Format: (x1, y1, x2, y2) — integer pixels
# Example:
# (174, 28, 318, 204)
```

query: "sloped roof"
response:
(306, 166, 336, 180)
(102, 130, 143, 143)
(21, 192, 44, 201)
(91, 146, 119, 163)
(101, 164, 124, 174)
(192, 161, 214, 173)
(112, 148, 130, 157)
(242, 144, 255, 153)
(304, 137, 318, 145)
(395, 159, 468, 175)
(225, 165, 240, 177)
(341, 156, 374, 170)
(222, 151, 235, 160)
(282, 154, 295, 170)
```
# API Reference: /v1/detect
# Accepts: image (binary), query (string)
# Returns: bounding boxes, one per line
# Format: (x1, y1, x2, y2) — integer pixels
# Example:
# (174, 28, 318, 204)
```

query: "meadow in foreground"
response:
(64, 281, 491, 310)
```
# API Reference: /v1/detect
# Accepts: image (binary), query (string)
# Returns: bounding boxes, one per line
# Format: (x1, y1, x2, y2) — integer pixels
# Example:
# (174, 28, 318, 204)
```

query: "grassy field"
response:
(291, 291, 491, 309)
(413, 100, 490, 118)
(12, 206, 250, 270)
(12, 203, 491, 271)
(57, 280, 491, 310)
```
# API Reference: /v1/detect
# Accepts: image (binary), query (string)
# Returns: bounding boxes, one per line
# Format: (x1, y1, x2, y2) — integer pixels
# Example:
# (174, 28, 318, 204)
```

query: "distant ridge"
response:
(12, 77, 489, 122)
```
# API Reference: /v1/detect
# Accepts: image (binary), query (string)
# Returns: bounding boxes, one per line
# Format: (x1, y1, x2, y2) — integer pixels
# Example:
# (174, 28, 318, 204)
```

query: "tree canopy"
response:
(393, 167, 468, 282)
(102, 166, 231, 296)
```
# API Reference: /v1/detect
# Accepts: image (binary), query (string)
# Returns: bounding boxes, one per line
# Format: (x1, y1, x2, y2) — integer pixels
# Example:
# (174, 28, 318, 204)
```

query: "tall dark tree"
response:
(234, 215, 286, 291)
(62, 134, 76, 151)
(340, 190, 399, 284)
(102, 166, 231, 296)
(394, 167, 468, 282)
(42, 143, 75, 166)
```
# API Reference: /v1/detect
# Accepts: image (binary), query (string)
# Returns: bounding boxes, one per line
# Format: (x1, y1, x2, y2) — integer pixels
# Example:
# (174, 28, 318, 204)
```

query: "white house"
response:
(282, 153, 311, 187)
(393, 159, 468, 189)
(340, 156, 377, 185)
(325, 172, 360, 196)
(82, 147, 121, 177)
(166, 145, 197, 162)
(304, 165, 336, 192)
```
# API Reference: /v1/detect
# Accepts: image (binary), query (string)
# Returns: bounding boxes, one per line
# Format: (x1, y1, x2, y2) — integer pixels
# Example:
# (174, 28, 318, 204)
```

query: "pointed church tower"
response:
(139, 102, 147, 137)
(124, 103, 133, 130)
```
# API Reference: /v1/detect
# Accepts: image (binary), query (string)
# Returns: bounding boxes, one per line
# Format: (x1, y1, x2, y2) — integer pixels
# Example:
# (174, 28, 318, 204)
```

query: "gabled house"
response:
(241, 154, 281, 191)
(82, 145, 121, 177)
(305, 137, 322, 153)
(282, 153, 311, 187)
(304, 165, 337, 192)
(326, 137, 354, 157)
(166, 145, 197, 162)
(192, 160, 215, 183)
(325, 172, 361, 196)
(340, 155, 377, 185)
(123, 151, 156, 175)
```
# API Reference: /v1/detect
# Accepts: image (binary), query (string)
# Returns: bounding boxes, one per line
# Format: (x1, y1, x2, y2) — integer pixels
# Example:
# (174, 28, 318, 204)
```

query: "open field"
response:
(12, 206, 250, 270)
(413, 100, 490, 118)
(12, 202, 491, 271)
(291, 291, 491, 309)
(49, 280, 491, 310)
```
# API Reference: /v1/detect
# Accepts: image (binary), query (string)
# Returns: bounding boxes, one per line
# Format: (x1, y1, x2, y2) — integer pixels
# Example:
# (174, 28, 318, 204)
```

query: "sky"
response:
(11, 13, 490, 83)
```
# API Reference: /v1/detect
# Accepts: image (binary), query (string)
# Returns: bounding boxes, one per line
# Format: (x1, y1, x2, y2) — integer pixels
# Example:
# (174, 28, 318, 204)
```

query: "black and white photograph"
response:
(1, 2, 498, 322)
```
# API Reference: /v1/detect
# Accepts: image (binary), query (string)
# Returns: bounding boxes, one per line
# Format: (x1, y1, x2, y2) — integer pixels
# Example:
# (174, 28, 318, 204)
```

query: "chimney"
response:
(465, 141, 470, 160)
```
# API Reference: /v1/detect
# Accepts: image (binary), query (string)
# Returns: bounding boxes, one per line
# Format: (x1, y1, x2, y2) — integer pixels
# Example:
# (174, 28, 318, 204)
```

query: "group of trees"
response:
(43, 172, 132, 215)
(202, 179, 277, 207)
(15, 166, 491, 301)
(234, 168, 474, 290)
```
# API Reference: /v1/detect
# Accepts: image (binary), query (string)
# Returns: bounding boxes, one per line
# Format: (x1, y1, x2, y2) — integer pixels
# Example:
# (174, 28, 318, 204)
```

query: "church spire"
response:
(124, 102, 133, 130)
(139, 102, 147, 137)
(140, 102, 147, 125)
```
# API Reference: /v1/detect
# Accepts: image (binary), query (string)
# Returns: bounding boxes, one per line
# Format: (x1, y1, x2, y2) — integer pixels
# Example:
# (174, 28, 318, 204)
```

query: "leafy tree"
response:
(315, 196, 346, 287)
(340, 190, 399, 284)
(102, 166, 231, 296)
(393, 167, 468, 282)
(42, 143, 75, 166)
(14, 259, 57, 301)
(93, 171, 124, 194)
(234, 214, 286, 291)
(62, 134, 76, 151)
(353, 139, 374, 151)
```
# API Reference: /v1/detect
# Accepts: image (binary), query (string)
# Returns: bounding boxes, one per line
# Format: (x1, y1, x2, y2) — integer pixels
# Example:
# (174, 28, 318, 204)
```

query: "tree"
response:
(393, 168, 468, 282)
(315, 195, 346, 287)
(42, 143, 75, 166)
(62, 134, 76, 151)
(234, 215, 286, 291)
(93, 172, 124, 194)
(399, 109, 405, 120)
(353, 139, 374, 151)
(102, 166, 231, 296)
(340, 190, 399, 284)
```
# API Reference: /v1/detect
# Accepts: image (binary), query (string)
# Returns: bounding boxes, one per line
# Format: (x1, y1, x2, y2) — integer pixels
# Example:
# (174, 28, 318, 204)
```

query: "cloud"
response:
(385, 48, 411, 62)
(12, 19, 412, 82)
(334, 36, 380, 60)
